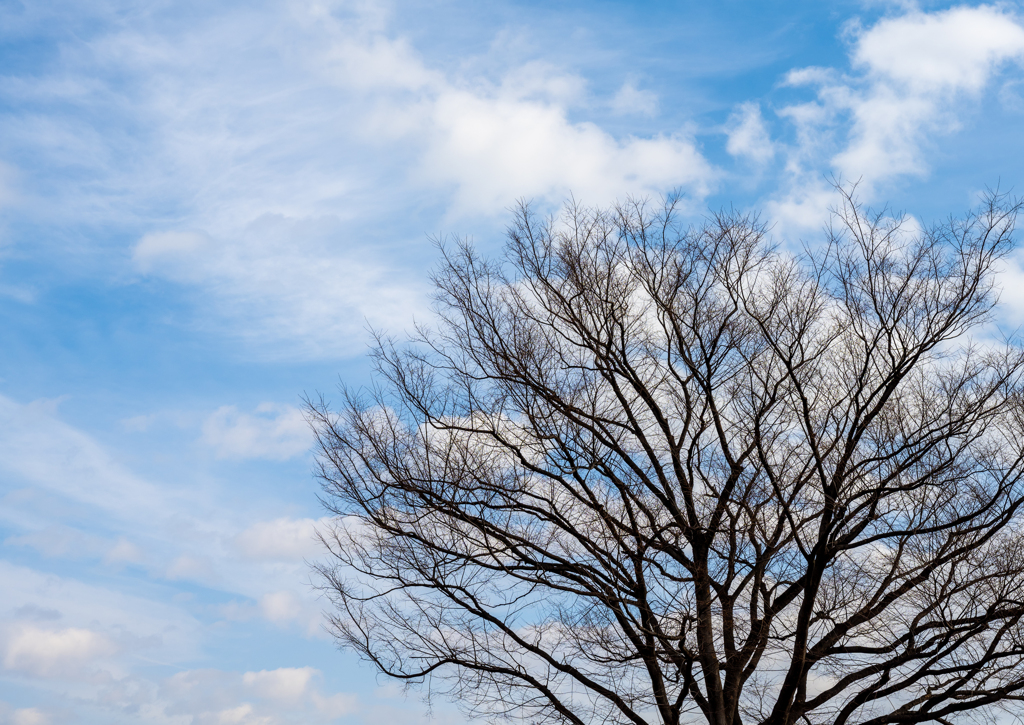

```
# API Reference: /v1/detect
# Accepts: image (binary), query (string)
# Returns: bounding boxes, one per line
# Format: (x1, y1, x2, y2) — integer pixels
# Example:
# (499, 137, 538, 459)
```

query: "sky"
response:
(2, 0, 1024, 723)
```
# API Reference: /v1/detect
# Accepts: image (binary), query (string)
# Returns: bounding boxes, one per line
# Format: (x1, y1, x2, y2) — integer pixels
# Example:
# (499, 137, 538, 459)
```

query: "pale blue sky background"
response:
(2, 1, 1024, 723)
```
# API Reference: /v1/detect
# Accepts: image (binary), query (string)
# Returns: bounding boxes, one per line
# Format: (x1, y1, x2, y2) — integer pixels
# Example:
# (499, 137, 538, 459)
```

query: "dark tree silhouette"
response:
(309, 188, 1024, 725)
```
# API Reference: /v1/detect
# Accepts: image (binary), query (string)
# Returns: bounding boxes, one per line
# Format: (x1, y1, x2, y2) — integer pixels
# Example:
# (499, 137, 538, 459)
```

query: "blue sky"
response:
(2, 0, 1024, 723)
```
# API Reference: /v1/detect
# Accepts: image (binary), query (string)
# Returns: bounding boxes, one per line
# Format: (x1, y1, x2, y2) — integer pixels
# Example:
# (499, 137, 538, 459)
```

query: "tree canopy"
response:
(310, 189, 1024, 725)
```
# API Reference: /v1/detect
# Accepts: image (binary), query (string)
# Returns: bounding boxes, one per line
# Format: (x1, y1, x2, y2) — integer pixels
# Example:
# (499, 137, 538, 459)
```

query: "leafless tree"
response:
(309, 187, 1024, 725)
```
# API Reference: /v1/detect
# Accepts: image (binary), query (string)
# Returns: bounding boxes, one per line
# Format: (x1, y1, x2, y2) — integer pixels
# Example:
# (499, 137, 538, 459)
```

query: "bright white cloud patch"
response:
(994, 250, 1024, 324)
(423, 88, 711, 212)
(202, 403, 309, 460)
(312, 21, 705, 209)
(852, 6, 1024, 93)
(3, 625, 116, 679)
(836, 5, 1024, 182)
(771, 4, 1024, 231)
(725, 102, 774, 164)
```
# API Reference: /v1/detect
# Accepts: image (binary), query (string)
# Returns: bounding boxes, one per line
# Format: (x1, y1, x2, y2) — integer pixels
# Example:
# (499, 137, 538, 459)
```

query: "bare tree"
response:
(309, 188, 1024, 725)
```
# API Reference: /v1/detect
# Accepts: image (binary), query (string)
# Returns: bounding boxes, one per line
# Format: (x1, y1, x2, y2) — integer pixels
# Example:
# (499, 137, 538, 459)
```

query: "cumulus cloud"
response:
(0, 560, 200, 666)
(310, 15, 708, 210)
(3, 625, 117, 679)
(421, 87, 710, 213)
(770, 5, 1024, 231)
(725, 102, 774, 164)
(201, 403, 310, 460)
(0, 559, 345, 719)
(851, 6, 1024, 93)
(994, 250, 1024, 324)
(836, 6, 1024, 180)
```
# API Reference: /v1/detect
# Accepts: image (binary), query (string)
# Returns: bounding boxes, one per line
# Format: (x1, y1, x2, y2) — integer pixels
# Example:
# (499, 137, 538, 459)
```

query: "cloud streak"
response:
(202, 403, 310, 461)
(2, 1, 719, 359)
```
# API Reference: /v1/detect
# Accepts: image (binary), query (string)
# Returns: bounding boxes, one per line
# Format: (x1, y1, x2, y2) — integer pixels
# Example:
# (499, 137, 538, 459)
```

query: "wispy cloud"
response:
(201, 403, 310, 461)
(0, 396, 348, 717)
(2, 3, 1023, 723)
(234, 516, 327, 561)
(2, 0, 718, 360)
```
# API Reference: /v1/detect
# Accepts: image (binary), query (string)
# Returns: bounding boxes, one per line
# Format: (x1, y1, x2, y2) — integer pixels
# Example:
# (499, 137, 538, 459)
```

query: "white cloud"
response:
(770, 5, 1024, 232)
(852, 6, 1024, 93)
(0, 392, 326, 620)
(257, 589, 325, 636)
(104, 537, 145, 565)
(3, 625, 117, 678)
(0, 394, 173, 527)
(836, 6, 1024, 182)
(311, 691, 359, 719)
(0, 560, 200, 665)
(2, 707, 52, 725)
(610, 80, 658, 116)
(165, 553, 219, 584)
(310, 10, 698, 213)
(234, 517, 325, 561)
(242, 667, 316, 702)
(201, 403, 310, 460)
(259, 591, 304, 624)
(0, 1, 717, 357)
(421, 87, 711, 213)
(5, 525, 109, 560)
(201, 704, 267, 725)
(0, 557, 348, 721)
(765, 181, 841, 235)
(994, 251, 1024, 323)
(132, 230, 210, 275)
(162, 667, 355, 724)
(725, 102, 774, 164)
